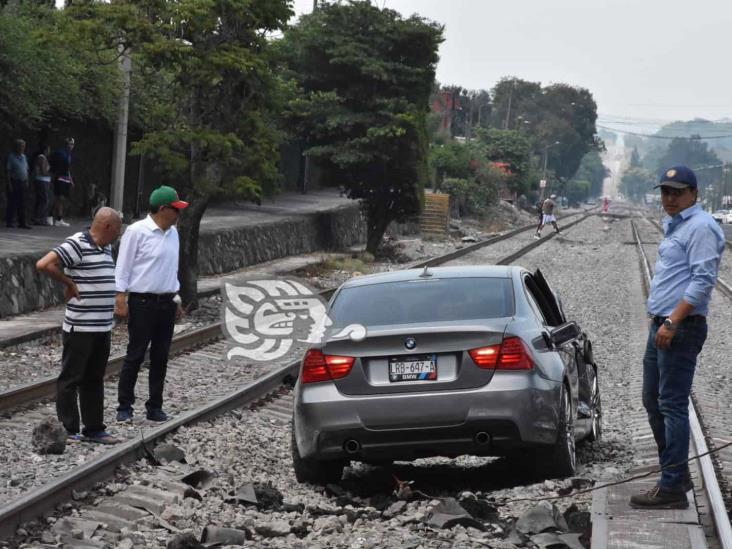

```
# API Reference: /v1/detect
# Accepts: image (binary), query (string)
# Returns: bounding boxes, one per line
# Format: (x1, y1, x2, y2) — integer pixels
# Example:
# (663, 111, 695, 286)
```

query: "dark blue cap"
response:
(655, 166, 697, 189)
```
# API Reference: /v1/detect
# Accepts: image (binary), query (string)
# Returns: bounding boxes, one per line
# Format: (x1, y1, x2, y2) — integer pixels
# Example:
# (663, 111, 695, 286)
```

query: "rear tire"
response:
(587, 370, 602, 443)
(291, 427, 346, 485)
(548, 384, 576, 478)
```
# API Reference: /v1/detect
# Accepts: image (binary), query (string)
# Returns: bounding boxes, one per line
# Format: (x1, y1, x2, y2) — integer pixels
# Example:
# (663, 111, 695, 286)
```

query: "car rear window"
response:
(329, 277, 515, 327)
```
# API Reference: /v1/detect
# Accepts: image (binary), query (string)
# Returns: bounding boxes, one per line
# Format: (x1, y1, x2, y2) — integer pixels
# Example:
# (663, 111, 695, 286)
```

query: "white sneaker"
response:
(46, 216, 54, 226)
(534, 233, 541, 239)
(55, 219, 70, 227)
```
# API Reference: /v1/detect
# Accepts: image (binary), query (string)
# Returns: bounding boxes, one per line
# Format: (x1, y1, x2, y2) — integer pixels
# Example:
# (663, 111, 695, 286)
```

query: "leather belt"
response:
(651, 315, 706, 326)
(129, 292, 175, 302)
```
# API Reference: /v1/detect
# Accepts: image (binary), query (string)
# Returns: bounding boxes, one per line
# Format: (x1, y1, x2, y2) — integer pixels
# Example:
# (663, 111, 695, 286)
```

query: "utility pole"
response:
(540, 141, 560, 200)
(111, 47, 131, 213)
(503, 80, 514, 130)
(313, 0, 317, 10)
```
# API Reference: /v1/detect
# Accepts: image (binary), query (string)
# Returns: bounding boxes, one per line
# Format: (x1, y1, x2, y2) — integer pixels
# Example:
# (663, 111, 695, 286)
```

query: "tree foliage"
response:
(620, 167, 655, 204)
(569, 151, 607, 198)
(66, 0, 293, 307)
(657, 137, 721, 186)
(490, 77, 600, 184)
(0, 3, 120, 135)
(280, 0, 443, 254)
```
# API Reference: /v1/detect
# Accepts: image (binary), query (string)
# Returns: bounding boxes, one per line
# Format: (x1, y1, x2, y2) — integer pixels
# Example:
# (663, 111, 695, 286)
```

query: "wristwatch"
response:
(663, 318, 676, 331)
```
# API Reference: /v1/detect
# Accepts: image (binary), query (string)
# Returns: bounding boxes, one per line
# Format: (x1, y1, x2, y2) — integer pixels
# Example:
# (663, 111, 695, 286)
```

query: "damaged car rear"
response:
(291, 266, 601, 484)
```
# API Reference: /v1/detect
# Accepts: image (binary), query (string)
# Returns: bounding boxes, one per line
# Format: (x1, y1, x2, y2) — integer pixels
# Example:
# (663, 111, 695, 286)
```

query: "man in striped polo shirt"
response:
(36, 207, 122, 444)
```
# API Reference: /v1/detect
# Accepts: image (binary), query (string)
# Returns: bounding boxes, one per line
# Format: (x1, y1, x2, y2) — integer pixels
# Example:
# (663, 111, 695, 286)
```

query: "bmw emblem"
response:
(404, 337, 417, 350)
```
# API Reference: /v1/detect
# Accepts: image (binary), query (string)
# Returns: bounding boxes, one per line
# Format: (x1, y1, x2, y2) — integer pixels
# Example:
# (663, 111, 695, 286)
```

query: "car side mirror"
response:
(550, 321, 581, 346)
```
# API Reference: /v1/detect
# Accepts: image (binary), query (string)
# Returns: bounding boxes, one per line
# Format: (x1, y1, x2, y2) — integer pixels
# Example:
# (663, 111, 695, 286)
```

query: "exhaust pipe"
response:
(474, 432, 490, 446)
(344, 439, 361, 454)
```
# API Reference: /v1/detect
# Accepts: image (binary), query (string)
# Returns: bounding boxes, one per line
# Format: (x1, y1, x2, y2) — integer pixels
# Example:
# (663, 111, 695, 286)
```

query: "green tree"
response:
(620, 167, 655, 204)
(0, 3, 119, 135)
(656, 136, 721, 204)
(281, 0, 443, 254)
(474, 128, 532, 193)
(570, 151, 607, 198)
(73, 0, 293, 308)
(489, 78, 600, 185)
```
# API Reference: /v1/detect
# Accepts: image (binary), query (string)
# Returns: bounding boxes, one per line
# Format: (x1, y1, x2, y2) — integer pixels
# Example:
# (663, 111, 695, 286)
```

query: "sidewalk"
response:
(0, 189, 357, 346)
(0, 189, 352, 258)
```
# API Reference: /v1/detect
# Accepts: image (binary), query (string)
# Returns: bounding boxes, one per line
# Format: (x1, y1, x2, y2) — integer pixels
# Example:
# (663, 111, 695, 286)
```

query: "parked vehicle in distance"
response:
(712, 210, 728, 224)
(291, 266, 601, 484)
(725, 211, 732, 224)
(586, 198, 597, 206)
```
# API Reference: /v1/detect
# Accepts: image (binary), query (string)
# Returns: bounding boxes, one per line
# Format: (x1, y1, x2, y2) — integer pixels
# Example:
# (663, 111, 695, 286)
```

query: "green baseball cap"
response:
(149, 186, 189, 209)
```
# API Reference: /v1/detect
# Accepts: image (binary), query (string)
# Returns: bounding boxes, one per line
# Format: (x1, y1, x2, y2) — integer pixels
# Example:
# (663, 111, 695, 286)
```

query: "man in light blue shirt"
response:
(631, 166, 724, 510)
(5, 139, 31, 229)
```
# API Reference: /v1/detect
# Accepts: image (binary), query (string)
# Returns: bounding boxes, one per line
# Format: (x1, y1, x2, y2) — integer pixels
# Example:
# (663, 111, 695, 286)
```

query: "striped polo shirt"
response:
(53, 231, 116, 332)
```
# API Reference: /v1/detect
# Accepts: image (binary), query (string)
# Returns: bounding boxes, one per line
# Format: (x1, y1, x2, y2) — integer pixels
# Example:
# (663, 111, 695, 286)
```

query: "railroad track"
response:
(0, 210, 594, 540)
(631, 217, 732, 549)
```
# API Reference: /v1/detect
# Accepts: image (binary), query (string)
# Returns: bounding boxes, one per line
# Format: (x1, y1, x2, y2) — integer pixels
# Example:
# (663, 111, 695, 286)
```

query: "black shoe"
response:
(146, 409, 169, 422)
(629, 486, 688, 509)
(116, 408, 134, 423)
(680, 473, 693, 492)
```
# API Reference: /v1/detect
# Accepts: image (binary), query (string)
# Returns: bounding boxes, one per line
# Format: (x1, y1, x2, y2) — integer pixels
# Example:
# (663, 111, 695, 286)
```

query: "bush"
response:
(441, 176, 497, 218)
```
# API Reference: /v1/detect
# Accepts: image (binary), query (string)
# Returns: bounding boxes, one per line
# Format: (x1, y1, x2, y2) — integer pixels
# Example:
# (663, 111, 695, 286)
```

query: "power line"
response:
(597, 124, 732, 140)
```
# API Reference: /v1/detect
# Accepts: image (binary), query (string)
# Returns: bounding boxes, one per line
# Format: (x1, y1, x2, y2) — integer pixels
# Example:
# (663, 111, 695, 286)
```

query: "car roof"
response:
(339, 265, 521, 289)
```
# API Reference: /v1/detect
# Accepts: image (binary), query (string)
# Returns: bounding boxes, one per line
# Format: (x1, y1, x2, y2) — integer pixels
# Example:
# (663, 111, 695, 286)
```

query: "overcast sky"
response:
(292, 0, 732, 133)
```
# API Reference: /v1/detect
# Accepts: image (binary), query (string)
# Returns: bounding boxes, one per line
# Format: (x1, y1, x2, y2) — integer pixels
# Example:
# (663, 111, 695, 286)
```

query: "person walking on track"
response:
(36, 207, 123, 444)
(630, 166, 724, 509)
(535, 194, 561, 238)
(115, 186, 187, 423)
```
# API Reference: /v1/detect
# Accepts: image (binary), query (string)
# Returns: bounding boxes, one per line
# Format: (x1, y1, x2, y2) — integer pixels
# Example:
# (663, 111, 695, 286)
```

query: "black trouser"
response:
(6, 178, 27, 226)
(57, 329, 111, 436)
(117, 295, 176, 413)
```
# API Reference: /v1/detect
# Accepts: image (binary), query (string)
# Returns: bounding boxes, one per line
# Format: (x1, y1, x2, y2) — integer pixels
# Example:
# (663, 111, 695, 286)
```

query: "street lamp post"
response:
(540, 141, 561, 199)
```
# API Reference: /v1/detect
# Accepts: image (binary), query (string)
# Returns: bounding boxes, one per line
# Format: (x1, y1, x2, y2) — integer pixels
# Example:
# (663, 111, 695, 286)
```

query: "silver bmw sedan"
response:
(292, 265, 601, 484)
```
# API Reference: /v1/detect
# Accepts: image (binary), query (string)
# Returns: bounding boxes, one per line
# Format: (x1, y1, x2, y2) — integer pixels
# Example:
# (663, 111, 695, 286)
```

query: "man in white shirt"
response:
(114, 186, 187, 423)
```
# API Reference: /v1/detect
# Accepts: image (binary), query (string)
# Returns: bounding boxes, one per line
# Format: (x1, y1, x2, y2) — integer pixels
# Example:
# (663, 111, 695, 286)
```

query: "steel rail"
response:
(631, 218, 732, 549)
(0, 210, 592, 414)
(0, 210, 596, 538)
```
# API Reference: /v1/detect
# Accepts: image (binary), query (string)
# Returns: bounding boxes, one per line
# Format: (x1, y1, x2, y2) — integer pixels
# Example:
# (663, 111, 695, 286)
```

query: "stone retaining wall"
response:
(0, 203, 365, 317)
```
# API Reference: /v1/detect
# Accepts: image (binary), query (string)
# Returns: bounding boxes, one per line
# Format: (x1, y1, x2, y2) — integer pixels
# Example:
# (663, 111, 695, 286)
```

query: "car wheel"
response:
(291, 427, 346, 485)
(548, 384, 576, 478)
(587, 370, 602, 443)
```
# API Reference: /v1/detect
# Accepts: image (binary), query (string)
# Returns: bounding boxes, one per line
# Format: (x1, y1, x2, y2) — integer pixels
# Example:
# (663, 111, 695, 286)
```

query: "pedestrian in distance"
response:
(35, 207, 123, 444)
(630, 166, 724, 509)
(115, 185, 188, 424)
(31, 144, 52, 226)
(535, 198, 544, 234)
(5, 138, 32, 229)
(602, 196, 610, 214)
(535, 194, 561, 238)
(49, 137, 75, 227)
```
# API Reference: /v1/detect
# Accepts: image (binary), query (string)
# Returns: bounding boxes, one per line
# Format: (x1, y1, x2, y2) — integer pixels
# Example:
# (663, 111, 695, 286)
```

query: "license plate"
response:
(389, 354, 437, 382)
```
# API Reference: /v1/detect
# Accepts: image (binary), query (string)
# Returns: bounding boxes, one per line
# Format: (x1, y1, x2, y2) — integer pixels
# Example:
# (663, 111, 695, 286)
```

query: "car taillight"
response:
(469, 337, 534, 370)
(468, 344, 501, 368)
(301, 349, 355, 383)
(497, 337, 534, 370)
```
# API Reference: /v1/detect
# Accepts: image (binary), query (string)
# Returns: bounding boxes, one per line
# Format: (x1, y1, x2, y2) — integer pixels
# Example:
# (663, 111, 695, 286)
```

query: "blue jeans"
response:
(642, 317, 707, 491)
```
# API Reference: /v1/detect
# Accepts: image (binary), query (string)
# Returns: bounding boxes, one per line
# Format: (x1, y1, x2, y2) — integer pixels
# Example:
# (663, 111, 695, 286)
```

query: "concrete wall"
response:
(0, 202, 365, 317)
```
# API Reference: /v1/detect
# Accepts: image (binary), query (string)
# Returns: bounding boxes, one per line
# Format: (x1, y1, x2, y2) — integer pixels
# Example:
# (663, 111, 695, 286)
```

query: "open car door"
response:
(531, 269, 566, 326)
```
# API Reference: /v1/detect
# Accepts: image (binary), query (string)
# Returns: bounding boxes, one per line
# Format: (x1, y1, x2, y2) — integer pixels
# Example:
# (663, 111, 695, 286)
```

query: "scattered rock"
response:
(254, 521, 291, 538)
(201, 524, 251, 544)
(254, 482, 284, 510)
(31, 416, 67, 455)
(458, 492, 499, 522)
(166, 532, 204, 549)
(531, 531, 585, 549)
(516, 501, 569, 535)
(383, 500, 407, 518)
(423, 498, 486, 531)
(180, 469, 216, 490)
(154, 444, 186, 464)
(313, 515, 344, 534)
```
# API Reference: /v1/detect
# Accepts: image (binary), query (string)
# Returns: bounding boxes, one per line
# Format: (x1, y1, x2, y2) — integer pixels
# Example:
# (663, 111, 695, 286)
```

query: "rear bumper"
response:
(294, 373, 563, 461)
